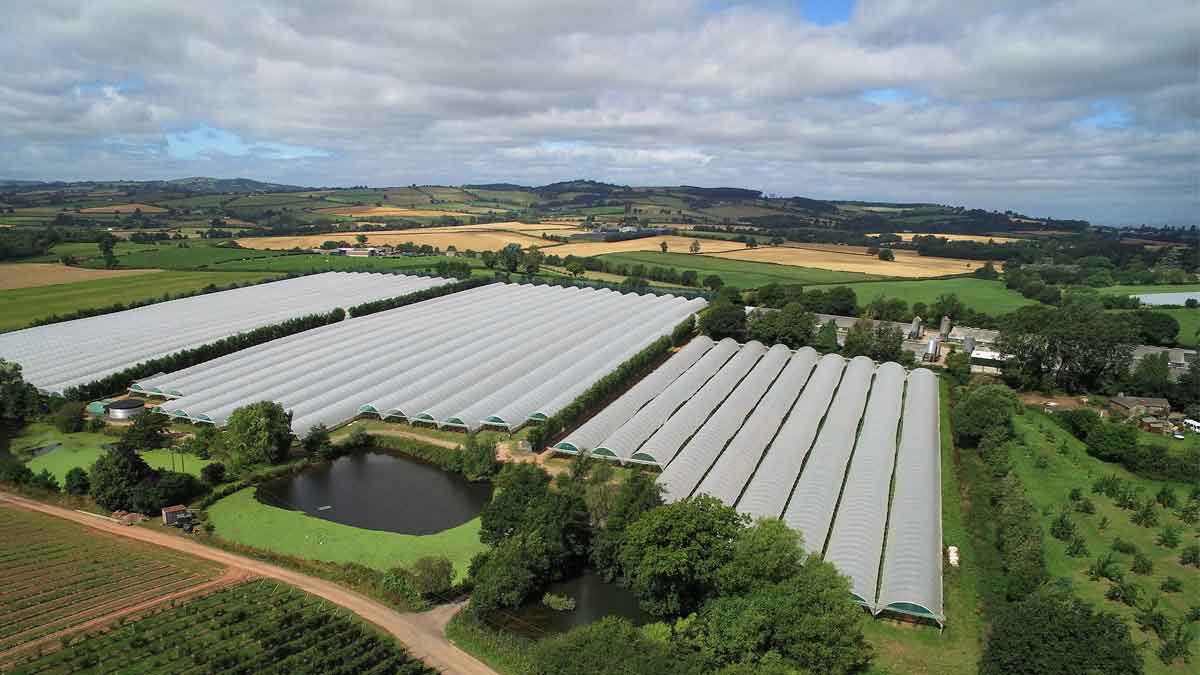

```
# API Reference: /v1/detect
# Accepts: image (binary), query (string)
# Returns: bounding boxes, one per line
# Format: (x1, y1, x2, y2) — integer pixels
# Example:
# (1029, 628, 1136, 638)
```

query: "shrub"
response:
(1066, 535, 1089, 558)
(1105, 579, 1140, 606)
(952, 384, 1019, 447)
(64, 467, 90, 495)
(200, 462, 227, 484)
(542, 592, 577, 612)
(1156, 524, 1181, 549)
(52, 401, 86, 433)
(1074, 497, 1096, 514)
(1112, 538, 1138, 555)
(302, 424, 336, 460)
(0, 458, 35, 486)
(31, 469, 60, 492)
(1131, 552, 1154, 575)
(1050, 508, 1076, 541)
(1156, 486, 1178, 508)
(460, 434, 499, 481)
(409, 556, 454, 599)
(1131, 500, 1159, 527)
(1180, 543, 1200, 567)
(1161, 577, 1183, 593)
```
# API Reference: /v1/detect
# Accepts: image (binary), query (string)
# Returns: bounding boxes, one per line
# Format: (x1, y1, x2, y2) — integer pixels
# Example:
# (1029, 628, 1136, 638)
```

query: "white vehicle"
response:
(1184, 419, 1200, 434)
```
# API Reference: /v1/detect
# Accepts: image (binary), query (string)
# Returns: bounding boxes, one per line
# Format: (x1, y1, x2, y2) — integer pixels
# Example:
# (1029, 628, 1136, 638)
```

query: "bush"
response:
(1050, 508, 1076, 541)
(1112, 538, 1138, 555)
(64, 467, 90, 495)
(1132, 500, 1159, 527)
(1161, 577, 1183, 593)
(200, 462, 227, 484)
(1180, 544, 1200, 567)
(460, 435, 498, 481)
(52, 401, 86, 433)
(670, 316, 696, 347)
(699, 302, 746, 341)
(31, 469, 60, 492)
(1131, 552, 1154, 575)
(1156, 524, 1181, 549)
(953, 384, 1019, 447)
(0, 458, 34, 486)
(542, 592, 577, 612)
(409, 556, 455, 599)
(302, 424, 337, 460)
(1066, 535, 1089, 558)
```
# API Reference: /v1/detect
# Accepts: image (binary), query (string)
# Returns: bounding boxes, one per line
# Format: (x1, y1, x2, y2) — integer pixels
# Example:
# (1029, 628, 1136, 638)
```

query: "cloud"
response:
(0, 0, 1194, 224)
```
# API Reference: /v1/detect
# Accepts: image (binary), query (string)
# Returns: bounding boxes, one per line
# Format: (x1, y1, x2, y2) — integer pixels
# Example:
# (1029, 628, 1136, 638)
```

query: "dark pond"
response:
(256, 451, 492, 535)
(490, 571, 655, 638)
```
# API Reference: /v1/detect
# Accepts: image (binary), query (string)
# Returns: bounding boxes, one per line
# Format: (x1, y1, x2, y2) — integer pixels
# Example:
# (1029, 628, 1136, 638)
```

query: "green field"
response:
(216, 253, 484, 274)
(1010, 412, 1198, 672)
(8, 578, 433, 674)
(207, 487, 485, 579)
(76, 243, 294, 270)
(14, 423, 213, 485)
(0, 270, 281, 331)
(1099, 283, 1200, 297)
(598, 251, 878, 288)
(810, 278, 1039, 314)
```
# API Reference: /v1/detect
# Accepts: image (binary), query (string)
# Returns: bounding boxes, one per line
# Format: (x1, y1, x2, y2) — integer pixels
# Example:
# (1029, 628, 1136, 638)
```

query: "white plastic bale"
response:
(736, 352, 845, 519)
(823, 361, 906, 611)
(782, 355, 876, 554)
(596, 338, 741, 460)
(658, 343, 791, 502)
(693, 347, 818, 504)
(636, 341, 769, 467)
(554, 336, 716, 455)
(876, 368, 944, 625)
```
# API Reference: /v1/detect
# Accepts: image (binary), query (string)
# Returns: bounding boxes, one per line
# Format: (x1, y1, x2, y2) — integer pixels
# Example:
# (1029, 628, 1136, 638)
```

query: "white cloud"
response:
(0, 0, 1194, 224)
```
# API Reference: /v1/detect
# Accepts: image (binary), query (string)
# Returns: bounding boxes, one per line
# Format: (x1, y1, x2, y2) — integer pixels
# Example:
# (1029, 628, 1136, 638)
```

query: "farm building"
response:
(161, 504, 189, 526)
(1108, 394, 1171, 419)
(555, 337, 944, 625)
(134, 283, 706, 434)
(0, 272, 451, 396)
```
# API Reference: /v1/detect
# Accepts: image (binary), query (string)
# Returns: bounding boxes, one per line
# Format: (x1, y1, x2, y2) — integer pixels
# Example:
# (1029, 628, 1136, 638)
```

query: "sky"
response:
(0, 1, 1195, 225)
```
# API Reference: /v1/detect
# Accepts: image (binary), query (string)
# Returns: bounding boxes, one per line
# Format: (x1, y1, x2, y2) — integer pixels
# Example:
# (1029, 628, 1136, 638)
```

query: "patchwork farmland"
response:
(558, 337, 944, 625)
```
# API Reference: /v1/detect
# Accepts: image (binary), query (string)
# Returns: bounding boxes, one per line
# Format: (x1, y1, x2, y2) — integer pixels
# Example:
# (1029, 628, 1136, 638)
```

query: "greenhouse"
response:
(0, 272, 449, 396)
(135, 283, 706, 434)
(553, 339, 944, 626)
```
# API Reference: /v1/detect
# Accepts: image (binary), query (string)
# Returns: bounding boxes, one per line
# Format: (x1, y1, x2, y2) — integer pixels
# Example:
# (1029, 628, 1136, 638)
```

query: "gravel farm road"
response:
(0, 491, 496, 675)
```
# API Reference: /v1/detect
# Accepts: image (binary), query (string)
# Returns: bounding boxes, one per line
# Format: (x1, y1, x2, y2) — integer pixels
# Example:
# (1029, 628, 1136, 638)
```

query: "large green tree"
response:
(529, 616, 706, 675)
(223, 401, 294, 469)
(89, 446, 154, 512)
(591, 472, 663, 582)
(700, 302, 746, 341)
(999, 296, 1137, 392)
(116, 411, 170, 452)
(746, 303, 816, 349)
(952, 384, 1019, 447)
(0, 359, 39, 425)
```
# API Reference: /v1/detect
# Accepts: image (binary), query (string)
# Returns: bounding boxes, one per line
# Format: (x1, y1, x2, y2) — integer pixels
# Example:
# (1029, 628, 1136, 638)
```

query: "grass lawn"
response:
(206, 487, 485, 579)
(14, 423, 212, 484)
(1009, 411, 1198, 672)
(1099, 283, 1200, 297)
(597, 251, 878, 289)
(863, 376, 982, 675)
(1107, 308, 1200, 348)
(0, 270, 281, 331)
(810, 278, 1039, 315)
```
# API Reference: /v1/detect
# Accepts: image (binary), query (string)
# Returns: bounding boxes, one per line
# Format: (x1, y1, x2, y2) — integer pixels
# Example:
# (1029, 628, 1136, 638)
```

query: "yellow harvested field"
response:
(314, 206, 473, 218)
(546, 236, 748, 258)
(79, 203, 167, 214)
(710, 246, 984, 278)
(894, 232, 1021, 243)
(238, 229, 552, 252)
(0, 263, 159, 290)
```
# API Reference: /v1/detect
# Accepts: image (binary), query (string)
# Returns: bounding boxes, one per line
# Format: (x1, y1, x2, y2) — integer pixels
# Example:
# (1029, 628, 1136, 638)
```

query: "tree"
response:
(1085, 421, 1138, 463)
(460, 434, 499, 481)
(814, 319, 839, 352)
(699, 302, 746, 341)
(529, 616, 705, 675)
(409, 556, 454, 598)
(703, 274, 724, 291)
(31, 469, 60, 492)
(660, 240, 668, 253)
(498, 243, 523, 273)
(953, 384, 1019, 446)
(565, 260, 585, 278)
(481, 250, 497, 269)
(302, 423, 335, 460)
(714, 518, 804, 595)
(116, 412, 170, 452)
(841, 320, 877, 359)
(52, 401, 86, 433)
(974, 261, 999, 279)
(878, 248, 895, 261)
(98, 233, 118, 268)
(690, 239, 701, 254)
(680, 270, 699, 287)
(747, 303, 816, 349)
(89, 445, 154, 512)
(223, 401, 294, 470)
(980, 586, 1142, 675)
(469, 533, 544, 612)
(200, 462, 227, 484)
(1128, 352, 1172, 398)
(154, 471, 205, 506)
(355, 233, 368, 246)
(0, 359, 38, 425)
(825, 286, 858, 316)
(522, 246, 544, 275)
(64, 466, 90, 495)
(591, 473, 663, 581)
(944, 349, 971, 385)
(620, 495, 748, 616)
(481, 463, 552, 544)
(1131, 310, 1179, 346)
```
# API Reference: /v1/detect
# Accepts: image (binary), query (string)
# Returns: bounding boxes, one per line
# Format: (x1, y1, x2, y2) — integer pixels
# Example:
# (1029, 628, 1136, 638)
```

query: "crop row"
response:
(9, 581, 435, 675)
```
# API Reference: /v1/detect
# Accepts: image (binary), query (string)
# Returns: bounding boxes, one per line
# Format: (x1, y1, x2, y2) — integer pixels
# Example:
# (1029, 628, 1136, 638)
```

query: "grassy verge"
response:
(862, 376, 983, 675)
(0, 270, 280, 331)
(445, 610, 536, 675)
(14, 423, 212, 483)
(206, 487, 485, 579)
(1008, 411, 1198, 672)
(809, 277, 1038, 314)
(596, 251, 878, 288)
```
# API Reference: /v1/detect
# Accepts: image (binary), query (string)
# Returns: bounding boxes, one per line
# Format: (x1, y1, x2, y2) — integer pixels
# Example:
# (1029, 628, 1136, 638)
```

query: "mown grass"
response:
(810, 277, 1039, 314)
(75, 244, 294, 270)
(1009, 411, 1198, 672)
(206, 487, 485, 579)
(597, 251, 878, 288)
(0, 270, 281, 331)
(15, 423, 213, 484)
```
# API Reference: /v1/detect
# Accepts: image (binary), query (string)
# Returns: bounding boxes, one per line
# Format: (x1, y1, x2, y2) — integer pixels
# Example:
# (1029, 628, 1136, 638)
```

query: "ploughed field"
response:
(0, 507, 222, 665)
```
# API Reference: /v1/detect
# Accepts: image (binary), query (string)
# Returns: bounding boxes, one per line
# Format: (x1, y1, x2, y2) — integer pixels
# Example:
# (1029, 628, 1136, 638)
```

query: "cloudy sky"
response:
(1, 0, 1195, 224)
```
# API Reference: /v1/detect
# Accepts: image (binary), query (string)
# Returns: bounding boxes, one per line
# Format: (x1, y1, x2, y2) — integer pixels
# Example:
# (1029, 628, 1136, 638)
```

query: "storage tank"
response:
(939, 315, 952, 337)
(924, 336, 940, 362)
(909, 316, 923, 339)
(106, 398, 145, 420)
(964, 335, 976, 355)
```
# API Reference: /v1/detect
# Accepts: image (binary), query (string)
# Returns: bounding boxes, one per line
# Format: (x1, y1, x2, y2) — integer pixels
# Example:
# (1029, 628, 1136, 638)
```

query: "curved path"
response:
(0, 492, 495, 675)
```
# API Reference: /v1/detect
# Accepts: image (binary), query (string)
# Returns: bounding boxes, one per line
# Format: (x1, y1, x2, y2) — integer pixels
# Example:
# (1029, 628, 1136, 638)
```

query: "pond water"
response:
(490, 571, 655, 638)
(1134, 291, 1200, 306)
(256, 451, 492, 535)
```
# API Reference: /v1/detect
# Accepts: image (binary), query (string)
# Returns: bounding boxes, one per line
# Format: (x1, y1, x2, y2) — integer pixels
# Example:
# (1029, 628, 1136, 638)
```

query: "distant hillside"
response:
(158, 177, 309, 193)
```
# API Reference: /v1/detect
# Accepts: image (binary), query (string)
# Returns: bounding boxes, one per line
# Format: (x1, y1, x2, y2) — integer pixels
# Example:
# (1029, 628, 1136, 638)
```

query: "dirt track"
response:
(0, 493, 495, 675)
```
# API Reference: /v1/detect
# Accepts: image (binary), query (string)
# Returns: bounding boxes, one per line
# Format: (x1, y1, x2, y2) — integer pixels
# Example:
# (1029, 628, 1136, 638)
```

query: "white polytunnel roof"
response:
(736, 352, 845, 519)
(877, 368, 944, 625)
(692, 347, 817, 505)
(0, 272, 451, 396)
(555, 336, 716, 455)
(824, 361, 906, 612)
(546, 342, 943, 625)
(658, 344, 790, 502)
(137, 283, 706, 434)
(634, 341, 768, 467)
(594, 338, 740, 461)
(782, 355, 875, 554)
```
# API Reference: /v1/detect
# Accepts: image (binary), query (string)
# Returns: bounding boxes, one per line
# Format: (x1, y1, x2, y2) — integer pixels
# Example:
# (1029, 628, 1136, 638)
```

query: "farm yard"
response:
(0, 263, 158, 291)
(6, 577, 435, 675)
(0, 507, 224, 667)
(710, 244, 985, 278)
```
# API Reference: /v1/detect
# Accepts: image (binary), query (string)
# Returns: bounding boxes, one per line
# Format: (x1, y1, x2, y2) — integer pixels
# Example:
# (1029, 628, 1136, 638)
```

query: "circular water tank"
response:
(107, 398, 145, 420)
